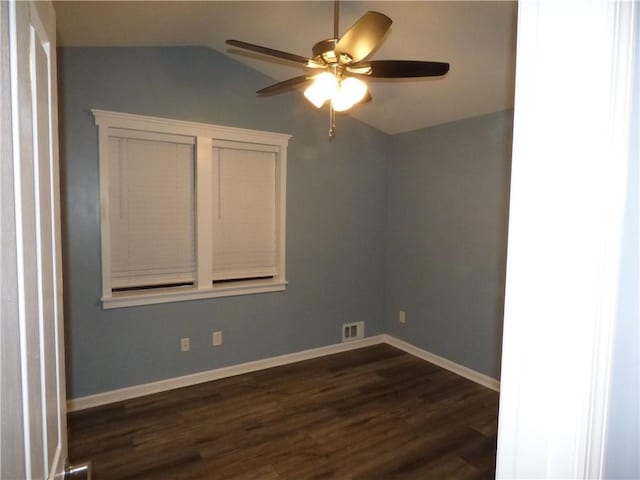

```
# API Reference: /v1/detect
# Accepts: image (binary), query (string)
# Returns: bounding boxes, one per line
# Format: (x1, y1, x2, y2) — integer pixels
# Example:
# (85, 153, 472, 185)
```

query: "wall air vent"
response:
(342, 321, 365, 342)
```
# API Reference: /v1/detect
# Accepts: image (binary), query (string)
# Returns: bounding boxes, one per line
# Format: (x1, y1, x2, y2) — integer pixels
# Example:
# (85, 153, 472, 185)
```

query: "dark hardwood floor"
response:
(68, 344, 499, 479)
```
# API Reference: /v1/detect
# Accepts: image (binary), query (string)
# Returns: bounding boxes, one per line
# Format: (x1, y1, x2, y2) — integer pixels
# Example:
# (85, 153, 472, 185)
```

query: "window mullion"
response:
(195, 136, 213, 290)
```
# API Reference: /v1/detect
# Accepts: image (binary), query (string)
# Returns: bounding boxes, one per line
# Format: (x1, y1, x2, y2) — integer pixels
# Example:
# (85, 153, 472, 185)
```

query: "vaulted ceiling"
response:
(54, 1, 517, 135)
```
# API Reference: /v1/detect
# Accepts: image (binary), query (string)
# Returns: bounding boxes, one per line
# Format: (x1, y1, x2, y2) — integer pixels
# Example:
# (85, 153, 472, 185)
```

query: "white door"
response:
(1, 1, 68, 479)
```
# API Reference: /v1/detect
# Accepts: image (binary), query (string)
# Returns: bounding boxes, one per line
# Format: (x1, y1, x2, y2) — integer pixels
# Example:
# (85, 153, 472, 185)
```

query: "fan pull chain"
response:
(329, 104, 336, 140)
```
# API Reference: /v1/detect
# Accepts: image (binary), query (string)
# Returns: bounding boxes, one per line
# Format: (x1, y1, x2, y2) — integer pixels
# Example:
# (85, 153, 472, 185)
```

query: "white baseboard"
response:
(382, 334, 500, 392)
(66, 335, 385, 412)
(67, 334, 499, 412)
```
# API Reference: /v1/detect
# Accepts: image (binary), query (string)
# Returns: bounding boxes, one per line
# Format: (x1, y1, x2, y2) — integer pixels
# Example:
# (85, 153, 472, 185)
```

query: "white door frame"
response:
(1, 1, 68, 478)
(496, 1, 638, 478)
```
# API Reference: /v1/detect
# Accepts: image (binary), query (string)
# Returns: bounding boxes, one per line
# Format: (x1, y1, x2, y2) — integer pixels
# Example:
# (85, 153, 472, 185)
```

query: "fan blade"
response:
(257, 75, 311, 96)
(335, 11, 392, 64)
(226, 39, 311, 65)
(356, 60, 450, 78)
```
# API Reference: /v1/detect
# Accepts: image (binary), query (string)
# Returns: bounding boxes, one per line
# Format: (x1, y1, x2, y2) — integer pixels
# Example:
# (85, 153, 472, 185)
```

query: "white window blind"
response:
(211, 146, 277, 281)
(109, 137, 195, 288)
(95, 109, 290, 307)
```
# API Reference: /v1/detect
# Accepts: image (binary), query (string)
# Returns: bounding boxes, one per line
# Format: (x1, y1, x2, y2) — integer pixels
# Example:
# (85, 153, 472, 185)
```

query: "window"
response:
(94, 110, 290, 308)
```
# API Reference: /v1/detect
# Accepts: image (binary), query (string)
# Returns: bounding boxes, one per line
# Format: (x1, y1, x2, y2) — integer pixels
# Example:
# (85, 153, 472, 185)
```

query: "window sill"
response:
(101, 279, 287, 309)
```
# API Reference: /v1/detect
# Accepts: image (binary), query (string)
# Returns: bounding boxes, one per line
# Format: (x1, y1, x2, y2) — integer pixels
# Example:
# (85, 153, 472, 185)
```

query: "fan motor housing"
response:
(312, 38, 338, 64)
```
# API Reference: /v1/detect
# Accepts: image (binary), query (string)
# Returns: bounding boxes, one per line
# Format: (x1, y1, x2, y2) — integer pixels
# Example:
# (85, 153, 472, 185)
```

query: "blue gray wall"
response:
(58, 47, 390, 398)
(384, 111, 513, 379)
(59, 47, 513, 399)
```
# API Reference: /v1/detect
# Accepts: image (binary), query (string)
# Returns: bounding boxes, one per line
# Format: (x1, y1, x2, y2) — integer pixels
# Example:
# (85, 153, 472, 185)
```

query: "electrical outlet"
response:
(212, 331, 222, 346)
(181, 337, 190, 352)
(399, 310, 406, 324)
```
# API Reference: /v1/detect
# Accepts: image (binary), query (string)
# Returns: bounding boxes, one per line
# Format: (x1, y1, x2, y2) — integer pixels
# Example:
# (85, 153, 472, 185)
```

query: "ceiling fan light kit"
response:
(304, 73, 368, 111)
(226, 1, 450, 139)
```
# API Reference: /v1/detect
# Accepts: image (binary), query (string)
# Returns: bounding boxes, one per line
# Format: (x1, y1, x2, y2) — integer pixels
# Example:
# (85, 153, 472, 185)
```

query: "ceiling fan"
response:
(226, 0, 450, 138)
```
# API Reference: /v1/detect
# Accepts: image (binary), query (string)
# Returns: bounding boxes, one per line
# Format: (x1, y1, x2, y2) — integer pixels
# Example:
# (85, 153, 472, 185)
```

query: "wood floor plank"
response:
(68, 344, 499, 479)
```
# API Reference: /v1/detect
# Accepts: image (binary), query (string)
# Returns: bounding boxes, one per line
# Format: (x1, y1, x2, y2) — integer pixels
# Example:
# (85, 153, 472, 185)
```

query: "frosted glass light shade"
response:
(331, 89, 355, 112)
(341, 77, 367, 104)
(304, 72, 338, 108)
(331, 77, 368, 112)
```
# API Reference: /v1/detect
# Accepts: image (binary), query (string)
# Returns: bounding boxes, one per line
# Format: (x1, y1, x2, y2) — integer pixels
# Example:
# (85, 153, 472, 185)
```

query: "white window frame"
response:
(94, 109, 290, 309)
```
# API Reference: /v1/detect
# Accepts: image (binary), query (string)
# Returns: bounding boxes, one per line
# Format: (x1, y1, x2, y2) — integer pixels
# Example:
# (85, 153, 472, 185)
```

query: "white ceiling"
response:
(54, 1, 517, 135)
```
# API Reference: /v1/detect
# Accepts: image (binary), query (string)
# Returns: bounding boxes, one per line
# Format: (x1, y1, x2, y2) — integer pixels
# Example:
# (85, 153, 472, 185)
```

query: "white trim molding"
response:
(382, 335, 500, 392)
(67, 335, 384, 412)
(92, 109, 292, 148)
(102, 280, 288, 309)
(67, 335, 500, 412)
